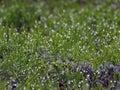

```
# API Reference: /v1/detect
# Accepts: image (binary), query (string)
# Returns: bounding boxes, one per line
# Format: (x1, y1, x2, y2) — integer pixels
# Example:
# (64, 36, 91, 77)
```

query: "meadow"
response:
(0, 0, 120, 90)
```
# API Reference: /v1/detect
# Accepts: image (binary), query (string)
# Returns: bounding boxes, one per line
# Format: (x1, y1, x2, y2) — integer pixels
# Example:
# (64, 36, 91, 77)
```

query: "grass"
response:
(0, 0, 120, 90)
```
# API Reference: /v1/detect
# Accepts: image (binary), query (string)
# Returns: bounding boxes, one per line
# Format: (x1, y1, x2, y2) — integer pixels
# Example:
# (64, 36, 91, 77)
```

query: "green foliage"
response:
(2, 1, 37, 33)
(0, 0, 120, 90)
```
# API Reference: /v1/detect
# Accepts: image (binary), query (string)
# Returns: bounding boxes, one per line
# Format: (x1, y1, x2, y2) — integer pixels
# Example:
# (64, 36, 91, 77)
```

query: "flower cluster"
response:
(80, 62, 120, 89)
(80, 62, 97, 88)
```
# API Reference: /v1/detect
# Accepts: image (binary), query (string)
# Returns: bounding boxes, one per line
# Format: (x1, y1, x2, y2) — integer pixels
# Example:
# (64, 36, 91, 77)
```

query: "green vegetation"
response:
(0, 0, 120, 89)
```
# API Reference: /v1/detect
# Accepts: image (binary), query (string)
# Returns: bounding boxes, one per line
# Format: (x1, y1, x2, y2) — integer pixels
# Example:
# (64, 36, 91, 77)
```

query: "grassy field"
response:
(0, 0, 120, 90)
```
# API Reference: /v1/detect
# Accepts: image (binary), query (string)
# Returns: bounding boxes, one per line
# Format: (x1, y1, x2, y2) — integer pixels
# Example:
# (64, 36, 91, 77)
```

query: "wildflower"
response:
(58, 81, 65, 90)
(9, 80, 19, 90)
(114, 65, 120, 73)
